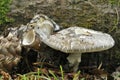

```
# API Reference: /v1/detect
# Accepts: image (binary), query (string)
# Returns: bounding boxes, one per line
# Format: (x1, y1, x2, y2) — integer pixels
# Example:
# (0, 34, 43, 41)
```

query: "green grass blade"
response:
(73, 71, 80, 80)
(49, 70, 58, 80)
(60, 65, 64, 80)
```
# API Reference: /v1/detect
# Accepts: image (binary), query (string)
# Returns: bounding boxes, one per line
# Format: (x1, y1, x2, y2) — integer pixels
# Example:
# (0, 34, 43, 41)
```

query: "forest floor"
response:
(0, 0, 120, 80)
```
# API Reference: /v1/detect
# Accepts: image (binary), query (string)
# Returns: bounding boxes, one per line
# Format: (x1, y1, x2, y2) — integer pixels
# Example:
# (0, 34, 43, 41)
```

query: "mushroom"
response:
(21, 14, 61, 49)
(22, 29, 41, 50)
(41, 26, 115, 71)
(30, 14, 61, 39)
(30, 14, 60, 32)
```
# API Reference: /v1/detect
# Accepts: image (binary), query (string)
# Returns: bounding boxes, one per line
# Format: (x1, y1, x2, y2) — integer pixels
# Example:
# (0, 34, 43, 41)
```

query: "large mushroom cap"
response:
(43, 27, 115, 53)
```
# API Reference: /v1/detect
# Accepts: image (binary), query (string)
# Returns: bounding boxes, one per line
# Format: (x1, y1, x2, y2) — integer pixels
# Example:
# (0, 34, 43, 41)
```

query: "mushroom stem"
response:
(67, 53, 82, 72)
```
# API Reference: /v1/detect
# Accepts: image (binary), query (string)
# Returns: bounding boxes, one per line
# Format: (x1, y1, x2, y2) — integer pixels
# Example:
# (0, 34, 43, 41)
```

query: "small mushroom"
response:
(22, 29, 41, 50)
(30, 14, 60, 31)
(42, 27, 115, 71)
(30, 14, 61, 39)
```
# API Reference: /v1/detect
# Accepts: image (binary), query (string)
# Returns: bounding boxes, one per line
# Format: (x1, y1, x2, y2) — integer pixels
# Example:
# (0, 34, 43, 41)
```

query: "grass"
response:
(60, 65, 64, 80)
(15, 65, 85, 80)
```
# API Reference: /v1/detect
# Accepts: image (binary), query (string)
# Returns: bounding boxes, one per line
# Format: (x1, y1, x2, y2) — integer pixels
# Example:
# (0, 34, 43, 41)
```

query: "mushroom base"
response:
(67, 53, 82, 72)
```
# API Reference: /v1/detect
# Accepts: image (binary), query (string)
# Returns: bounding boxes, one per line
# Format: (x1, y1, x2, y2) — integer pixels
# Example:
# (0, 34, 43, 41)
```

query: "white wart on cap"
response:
(42, 26, 115, 71)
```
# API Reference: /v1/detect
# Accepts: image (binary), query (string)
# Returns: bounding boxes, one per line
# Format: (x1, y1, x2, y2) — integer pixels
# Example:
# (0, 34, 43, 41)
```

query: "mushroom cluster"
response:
(0, 14, 115, 75)
(21, 14, 115, 71)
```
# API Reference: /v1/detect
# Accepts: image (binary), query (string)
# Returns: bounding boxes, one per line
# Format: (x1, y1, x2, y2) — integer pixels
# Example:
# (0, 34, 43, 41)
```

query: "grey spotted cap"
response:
(43, 27, 115, 53)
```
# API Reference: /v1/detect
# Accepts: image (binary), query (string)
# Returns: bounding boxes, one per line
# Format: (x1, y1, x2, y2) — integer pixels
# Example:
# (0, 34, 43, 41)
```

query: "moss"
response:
(0, 0, 13, 25)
